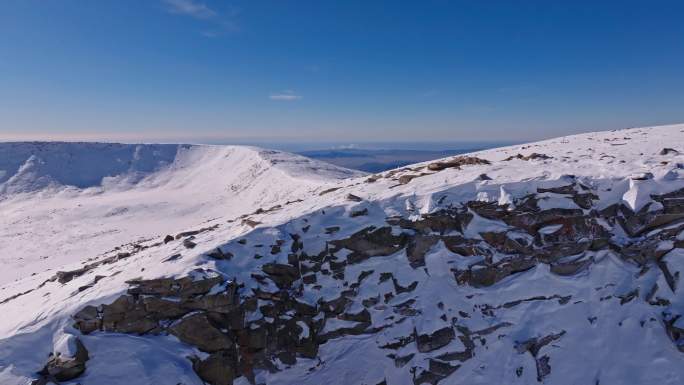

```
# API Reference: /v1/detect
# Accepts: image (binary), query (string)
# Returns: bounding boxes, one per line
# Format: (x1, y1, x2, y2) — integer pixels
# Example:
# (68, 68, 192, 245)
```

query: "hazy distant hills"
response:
(297, 147, 489, 172)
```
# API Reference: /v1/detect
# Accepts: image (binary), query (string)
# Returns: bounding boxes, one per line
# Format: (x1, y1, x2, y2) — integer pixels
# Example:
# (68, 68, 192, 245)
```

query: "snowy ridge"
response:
(0, 142, 361, 196)
(0, 143, 362, 285)
(2, 124, 684, 385)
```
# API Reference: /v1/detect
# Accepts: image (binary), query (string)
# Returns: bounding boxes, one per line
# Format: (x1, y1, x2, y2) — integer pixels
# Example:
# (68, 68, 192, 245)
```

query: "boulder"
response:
(170, 313, 234, 352)
(416, 327, 455, 353)
(427, 156, 490, 171)
(262, 263, 300, 288)
(183, 239, 197, 249)
(330, 226, 408, 264)
(34, 338, 89, 383)
(191, 350, 238, 385)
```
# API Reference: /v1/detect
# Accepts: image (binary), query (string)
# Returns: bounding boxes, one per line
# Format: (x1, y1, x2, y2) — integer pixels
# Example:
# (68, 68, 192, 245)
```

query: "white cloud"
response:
(163, 0, 217, 20)
(269, 91, 302, 101)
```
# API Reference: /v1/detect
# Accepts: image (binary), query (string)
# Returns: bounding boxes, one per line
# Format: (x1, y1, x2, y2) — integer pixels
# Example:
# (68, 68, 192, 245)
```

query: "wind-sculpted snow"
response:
(0, 142, 361, 196)
(2, 124, 684, 385)
(0, 142, 184, 194)
(0, 143, 362, 285)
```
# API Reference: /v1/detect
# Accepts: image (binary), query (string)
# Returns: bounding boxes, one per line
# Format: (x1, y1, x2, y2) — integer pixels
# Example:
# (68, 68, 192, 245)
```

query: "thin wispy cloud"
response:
(269, 91, 302, 101)
(162, 0, 239, 36)
(163, 0, 217, 19)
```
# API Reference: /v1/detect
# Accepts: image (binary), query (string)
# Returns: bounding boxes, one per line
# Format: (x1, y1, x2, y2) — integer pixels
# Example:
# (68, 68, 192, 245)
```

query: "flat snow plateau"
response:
(1, 124, 684, 385)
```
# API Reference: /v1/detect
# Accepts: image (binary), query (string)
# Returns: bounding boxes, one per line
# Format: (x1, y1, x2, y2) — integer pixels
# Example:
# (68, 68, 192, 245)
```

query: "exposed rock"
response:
(207, 247, 233, 260)
(427, 156, 490, 171)
(350, 208, 369, 217)
(325, 226, 341, 234)
(389, 209, 473, 235)
(406, 235, 439, 268)
(516, 331, 565, 382)
(399, 173, 430, 185)
(664, 315, 684, 352)
(170, 313, 235, 352)
(454, 256, 537, 287)
(330, 226, 409, 264)
(127, 275, 224, 297)
(428, 359, 459, 377)
(413, 359, 460, 385)
(416, 327, 455, 353)
(59, 170, 684, 385)
(55, 268, 88, 284)
(33, 338, 89, 384)
(175, 225, 219, 239)
(346, 193, 363, 202)
(504, 153, 552, 161)
(536, 355, 551, 382)
(262, 263, 300, 288)
(319, 187, 342, 195)
(190, 350, 238, 385)
(73, 305, 101, 334)
(242, 218, 261, 228)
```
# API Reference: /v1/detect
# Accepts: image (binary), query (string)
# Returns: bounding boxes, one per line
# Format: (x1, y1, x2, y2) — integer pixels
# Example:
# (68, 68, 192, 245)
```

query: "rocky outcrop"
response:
(504, 153, 552, 161)
(32, 338, 89, 384)
(66, 177, 684, 384)
(416, 327, 455, 353)
(515, 331, 566, 382)
(427, 156, 491, 171)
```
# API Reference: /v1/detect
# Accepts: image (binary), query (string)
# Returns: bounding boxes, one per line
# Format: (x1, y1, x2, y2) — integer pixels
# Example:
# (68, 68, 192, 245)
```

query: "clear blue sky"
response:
(1, 0, 683, 143)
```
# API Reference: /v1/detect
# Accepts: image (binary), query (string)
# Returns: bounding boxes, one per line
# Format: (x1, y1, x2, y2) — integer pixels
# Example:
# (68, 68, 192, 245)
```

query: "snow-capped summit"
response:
(2, 124, 684, 385)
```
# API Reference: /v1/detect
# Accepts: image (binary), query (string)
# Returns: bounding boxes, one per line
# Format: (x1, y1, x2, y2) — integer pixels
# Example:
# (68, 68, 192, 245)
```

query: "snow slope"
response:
(0, 143, 362, 285)
(2, 124, 684, 385)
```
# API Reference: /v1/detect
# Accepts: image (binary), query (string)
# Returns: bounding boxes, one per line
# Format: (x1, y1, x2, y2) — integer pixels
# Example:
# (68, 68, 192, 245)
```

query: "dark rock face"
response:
(416, 327, 455, 353)
(72, 272, 322, 385)
(32, 338, 89, 384)
(262, 263, 300, 288)
(454, 255, 536, 287)
(330, 226, 408, 264)
(170, 313, 235, 352)
(191, 350, 238, 385)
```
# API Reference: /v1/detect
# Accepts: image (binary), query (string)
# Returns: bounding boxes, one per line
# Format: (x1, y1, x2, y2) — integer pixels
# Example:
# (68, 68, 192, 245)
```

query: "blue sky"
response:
(1, 0, 683, 143)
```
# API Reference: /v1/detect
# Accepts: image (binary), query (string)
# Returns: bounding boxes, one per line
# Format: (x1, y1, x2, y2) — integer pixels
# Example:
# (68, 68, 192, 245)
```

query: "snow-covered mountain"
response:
(2, 124, 684, 385)
(0, 143, 362, 285)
